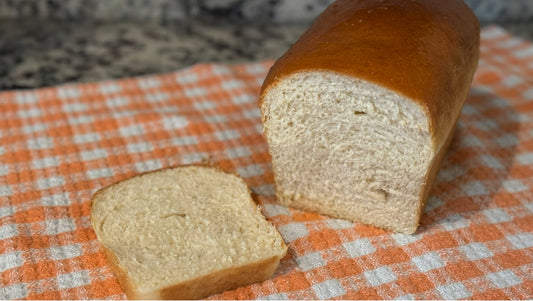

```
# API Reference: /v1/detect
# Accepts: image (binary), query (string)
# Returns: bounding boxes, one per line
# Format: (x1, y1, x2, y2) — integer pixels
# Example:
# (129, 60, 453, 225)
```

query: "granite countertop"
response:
(1, 18, 533, 90)
(0, 18, 309, 90)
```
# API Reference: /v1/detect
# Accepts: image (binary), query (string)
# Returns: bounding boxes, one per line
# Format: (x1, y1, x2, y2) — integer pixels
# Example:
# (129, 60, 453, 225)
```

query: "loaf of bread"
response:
(90, 165, 287, 299)
(260, 0, 479, 234)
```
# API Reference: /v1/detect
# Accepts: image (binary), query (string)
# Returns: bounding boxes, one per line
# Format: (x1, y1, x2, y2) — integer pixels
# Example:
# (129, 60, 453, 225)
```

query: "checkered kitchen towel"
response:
(0, 26, 532, 299)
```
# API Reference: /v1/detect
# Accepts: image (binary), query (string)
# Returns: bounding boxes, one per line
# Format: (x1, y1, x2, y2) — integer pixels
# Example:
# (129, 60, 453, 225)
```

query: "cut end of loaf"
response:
(90, 165, 287, 299)
(261, 71, 435, 234)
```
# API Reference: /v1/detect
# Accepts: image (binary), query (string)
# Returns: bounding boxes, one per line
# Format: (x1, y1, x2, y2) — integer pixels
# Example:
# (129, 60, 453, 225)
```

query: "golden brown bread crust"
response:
(159, 255, 282, 300)
(99, 245, 138, 298)
(101, 242, 282, 299)
(414, 116, 460, 233)
(260, 0, 479, 150)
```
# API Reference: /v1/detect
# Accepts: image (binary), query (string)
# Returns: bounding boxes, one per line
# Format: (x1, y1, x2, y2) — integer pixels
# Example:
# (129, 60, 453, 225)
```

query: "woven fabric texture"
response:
(0, 26, 532, 299)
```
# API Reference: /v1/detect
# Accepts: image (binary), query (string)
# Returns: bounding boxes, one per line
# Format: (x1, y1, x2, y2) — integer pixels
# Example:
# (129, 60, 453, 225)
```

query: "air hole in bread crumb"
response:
(287, 122, 293, 127)
(374, 189, 389, 202)
(162, 213, 187, 218)
(354, 110, 366, 115)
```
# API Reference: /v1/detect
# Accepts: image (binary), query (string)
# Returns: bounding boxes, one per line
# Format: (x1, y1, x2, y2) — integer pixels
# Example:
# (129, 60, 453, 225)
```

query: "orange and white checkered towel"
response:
(0, 26, 532, 300)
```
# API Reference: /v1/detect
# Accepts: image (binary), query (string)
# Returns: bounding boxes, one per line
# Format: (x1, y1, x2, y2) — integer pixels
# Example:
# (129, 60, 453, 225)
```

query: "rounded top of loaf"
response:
(260, 0, 479, 149)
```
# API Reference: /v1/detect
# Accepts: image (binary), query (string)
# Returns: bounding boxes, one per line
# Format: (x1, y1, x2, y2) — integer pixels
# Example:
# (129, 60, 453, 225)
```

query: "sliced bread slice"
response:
(90, 165, 287, 299)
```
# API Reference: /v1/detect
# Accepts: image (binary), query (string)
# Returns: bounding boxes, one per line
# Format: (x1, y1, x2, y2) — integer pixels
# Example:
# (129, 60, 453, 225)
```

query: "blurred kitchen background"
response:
(1, 0, 533, 90)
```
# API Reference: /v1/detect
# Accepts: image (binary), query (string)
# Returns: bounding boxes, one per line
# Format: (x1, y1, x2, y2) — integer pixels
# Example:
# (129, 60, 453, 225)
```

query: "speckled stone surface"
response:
(0, 18, 309, 89)
(2, 0, 533, 24)
(1, 0, 533, 90)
